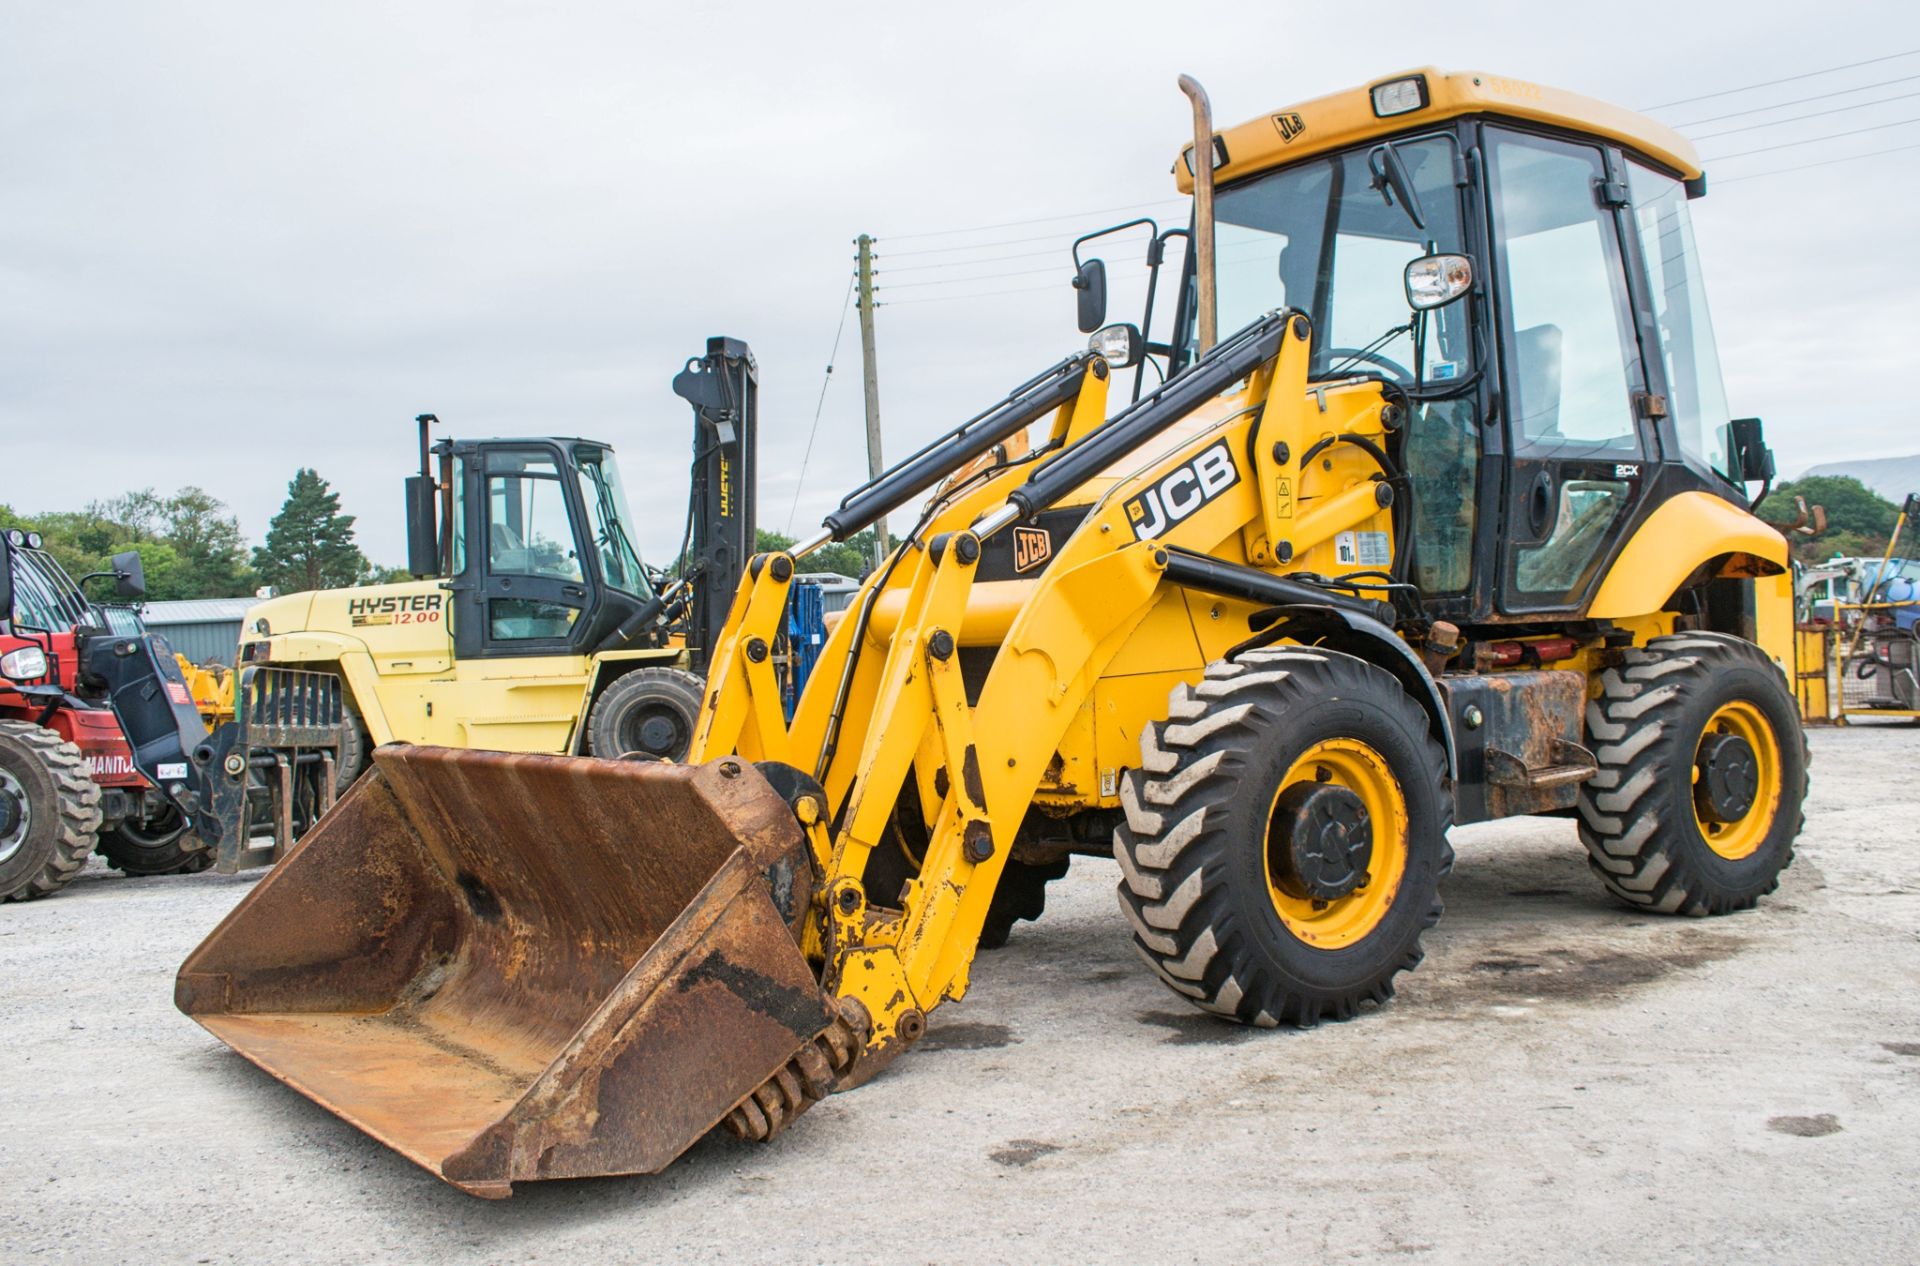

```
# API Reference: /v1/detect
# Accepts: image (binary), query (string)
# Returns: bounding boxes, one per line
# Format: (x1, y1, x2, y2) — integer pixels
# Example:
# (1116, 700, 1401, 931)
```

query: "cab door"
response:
(1483, 126, 1658, 614)
(437, 444, 597, 751)
(449, 445, 594, 660)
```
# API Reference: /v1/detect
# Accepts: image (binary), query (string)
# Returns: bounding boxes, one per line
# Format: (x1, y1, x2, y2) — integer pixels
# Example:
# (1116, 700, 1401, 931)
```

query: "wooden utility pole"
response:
(855, 234, 889, 563)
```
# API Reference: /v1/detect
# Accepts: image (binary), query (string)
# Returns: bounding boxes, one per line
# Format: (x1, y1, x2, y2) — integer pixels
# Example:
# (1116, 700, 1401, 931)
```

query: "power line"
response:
(1642, 48, 1920, 111)
(881, 197, 1183, 242)
(881, 243, 1090, 273)
(1716, 139, 1920, 184)
(881, 263, 1078, 290)
(881, 280, 1069, 306)
(1704, 114, 1920, 161)
(1688, 90, 1920, 141)
(1672, 72, 1920, 127)
(785, 275, 856, 534)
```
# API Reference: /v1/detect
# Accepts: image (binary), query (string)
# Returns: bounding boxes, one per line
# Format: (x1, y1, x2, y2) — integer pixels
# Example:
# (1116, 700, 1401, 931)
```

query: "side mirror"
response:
(1368, 142, 1427, 231)
(405, 475, 439, 576)
(1072, 258, 1108, 334)
(110, 549, 146, 599)
(1405, 254, 1473, 310)
(0, 538, 13, 622)
(1088, 322, 1143, 369)
(1727, 417, 1775, 485)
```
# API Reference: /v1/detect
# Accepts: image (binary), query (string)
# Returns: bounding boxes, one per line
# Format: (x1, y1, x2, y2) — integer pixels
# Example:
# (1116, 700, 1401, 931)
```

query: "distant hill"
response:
(1799, 454, 1920, 502)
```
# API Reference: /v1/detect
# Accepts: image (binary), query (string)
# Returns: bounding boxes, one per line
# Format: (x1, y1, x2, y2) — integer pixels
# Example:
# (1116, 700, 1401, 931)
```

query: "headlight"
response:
(1088, 323, 1144, 369)
(1, 646, 48, 681)
(1404, 253, 1474, 310)
(1371, 75, 1429, 117)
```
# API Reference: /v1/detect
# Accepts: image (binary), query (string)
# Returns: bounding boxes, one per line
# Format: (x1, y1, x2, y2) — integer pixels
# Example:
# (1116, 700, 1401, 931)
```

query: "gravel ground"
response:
(2, 725, 1916, 1265)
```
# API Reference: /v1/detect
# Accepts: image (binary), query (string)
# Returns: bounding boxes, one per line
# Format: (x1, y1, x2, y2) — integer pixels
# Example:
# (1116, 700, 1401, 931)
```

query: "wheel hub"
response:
(0, 768, 28, 863)
(636, 713, 679, 755)
(1696, 733, 1759, 823)
(1267, 781, 1374, 902)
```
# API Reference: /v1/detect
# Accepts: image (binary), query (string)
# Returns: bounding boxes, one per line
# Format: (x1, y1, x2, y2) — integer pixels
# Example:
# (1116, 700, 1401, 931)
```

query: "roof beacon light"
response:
(1371, 76, 1428, 118)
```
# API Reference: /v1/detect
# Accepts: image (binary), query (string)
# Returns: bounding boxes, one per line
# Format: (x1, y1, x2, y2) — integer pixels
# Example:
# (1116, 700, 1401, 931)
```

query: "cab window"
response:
(1629, 163, 1734, 481)
(1488, 132, 1642, 460)
(484, 451, 582, 582)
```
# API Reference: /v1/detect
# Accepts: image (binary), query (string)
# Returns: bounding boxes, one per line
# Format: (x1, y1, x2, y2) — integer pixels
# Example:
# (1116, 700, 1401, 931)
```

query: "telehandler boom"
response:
(180, 68, 1807, 1196)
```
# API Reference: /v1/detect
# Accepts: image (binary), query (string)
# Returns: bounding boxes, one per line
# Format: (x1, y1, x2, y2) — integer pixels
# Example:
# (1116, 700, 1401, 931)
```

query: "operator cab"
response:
(1076, 68, 1776, 626)
(408, 429, 660, 660)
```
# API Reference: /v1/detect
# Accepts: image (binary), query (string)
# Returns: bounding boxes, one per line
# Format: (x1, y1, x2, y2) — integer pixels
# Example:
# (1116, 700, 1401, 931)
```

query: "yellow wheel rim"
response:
(1692, 699, 1782, 861)
(1263, 738, 1409, 949)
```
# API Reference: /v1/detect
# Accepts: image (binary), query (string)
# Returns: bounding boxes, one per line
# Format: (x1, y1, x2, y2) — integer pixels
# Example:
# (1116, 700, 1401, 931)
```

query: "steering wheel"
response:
(1324, 346, 1414, 380)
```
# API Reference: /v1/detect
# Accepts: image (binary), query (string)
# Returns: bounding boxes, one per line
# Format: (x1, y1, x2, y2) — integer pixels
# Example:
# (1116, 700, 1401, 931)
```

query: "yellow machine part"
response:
(236, 581, 686, 752)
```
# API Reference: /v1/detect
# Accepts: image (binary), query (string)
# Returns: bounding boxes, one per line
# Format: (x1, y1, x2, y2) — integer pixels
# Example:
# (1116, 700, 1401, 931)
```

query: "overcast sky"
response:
(4, 2, 1917, 569)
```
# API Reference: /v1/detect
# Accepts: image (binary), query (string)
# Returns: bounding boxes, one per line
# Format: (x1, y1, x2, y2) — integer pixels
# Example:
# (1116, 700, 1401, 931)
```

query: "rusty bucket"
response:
(177, 746, 843, 1198)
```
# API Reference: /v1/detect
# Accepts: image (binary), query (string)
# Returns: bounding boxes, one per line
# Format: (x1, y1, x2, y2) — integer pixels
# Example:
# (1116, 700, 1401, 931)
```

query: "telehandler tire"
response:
(0, 721, 101, 901)
(1115, 648, 1451, 1026)
(587, 667, 706, 762)
(1579, 632, 1807, 915)
(95, 805, 211, 876)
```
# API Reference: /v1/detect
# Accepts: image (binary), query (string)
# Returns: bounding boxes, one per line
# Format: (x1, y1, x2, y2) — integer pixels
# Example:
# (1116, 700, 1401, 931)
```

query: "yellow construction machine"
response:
(227, 337, 762, 795)
(179, 68, 1807, 1196)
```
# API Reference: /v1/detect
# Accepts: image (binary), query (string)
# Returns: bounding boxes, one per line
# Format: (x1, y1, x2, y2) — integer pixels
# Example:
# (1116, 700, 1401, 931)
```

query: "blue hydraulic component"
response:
(783, 580, 828, 719)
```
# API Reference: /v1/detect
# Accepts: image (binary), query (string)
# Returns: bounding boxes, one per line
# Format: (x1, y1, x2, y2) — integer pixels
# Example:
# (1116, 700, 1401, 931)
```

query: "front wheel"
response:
(587, 668, 706, 762)
(95, 805, 211, 876)
(0, 721, 101, 901)
(1114, 648, 1452, 1027)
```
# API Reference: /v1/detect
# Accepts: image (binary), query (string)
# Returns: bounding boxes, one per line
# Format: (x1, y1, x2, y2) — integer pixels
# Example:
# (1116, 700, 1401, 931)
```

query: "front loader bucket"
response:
(176, 745, 842, 1198)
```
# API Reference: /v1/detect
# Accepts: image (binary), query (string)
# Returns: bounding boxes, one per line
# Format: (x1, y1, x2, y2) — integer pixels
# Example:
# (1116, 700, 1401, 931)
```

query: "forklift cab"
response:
(408, 434, 658, 661)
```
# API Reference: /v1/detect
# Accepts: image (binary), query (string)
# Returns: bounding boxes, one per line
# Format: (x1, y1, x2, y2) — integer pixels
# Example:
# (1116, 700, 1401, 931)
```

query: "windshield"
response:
(1187, 132, 1468, 385)
(7, 548, 93, 633)
(574, 446, 652, 599)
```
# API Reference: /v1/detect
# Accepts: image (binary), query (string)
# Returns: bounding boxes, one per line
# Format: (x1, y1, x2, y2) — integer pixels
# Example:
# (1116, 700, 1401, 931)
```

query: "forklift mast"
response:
(672, 337, 758, 667)
(401, 337, 759, 672)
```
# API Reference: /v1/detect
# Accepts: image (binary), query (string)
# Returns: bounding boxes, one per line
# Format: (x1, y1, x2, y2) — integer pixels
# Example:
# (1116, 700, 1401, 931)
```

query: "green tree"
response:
(754, 527, 880, 580)
(252, 469, 370, 594)
(162, 487, 252, 597)
(1758, 475, 1900, 564)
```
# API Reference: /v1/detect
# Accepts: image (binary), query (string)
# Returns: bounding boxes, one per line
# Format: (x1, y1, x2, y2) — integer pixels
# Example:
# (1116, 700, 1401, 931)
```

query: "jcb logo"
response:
(1012, 526, 1052, 573)
(1124, 440, 1240, 541)
(1274, 112, 1305, 142)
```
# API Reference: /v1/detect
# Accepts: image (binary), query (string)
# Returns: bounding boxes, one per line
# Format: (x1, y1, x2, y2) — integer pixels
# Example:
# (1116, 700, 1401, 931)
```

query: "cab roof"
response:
(1173, 68, 1702, 193)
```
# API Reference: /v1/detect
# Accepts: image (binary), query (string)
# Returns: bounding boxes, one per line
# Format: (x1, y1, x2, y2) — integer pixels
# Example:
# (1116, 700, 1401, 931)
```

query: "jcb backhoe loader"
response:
(179, 68, 1807, 1196)
(226, 337, 764, 791)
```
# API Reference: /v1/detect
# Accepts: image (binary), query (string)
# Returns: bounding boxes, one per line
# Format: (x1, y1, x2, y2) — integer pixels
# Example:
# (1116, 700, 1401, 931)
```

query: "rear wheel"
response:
(95, 804, 211, 876)
(1580, 632, 1807, 915)
(588, 668, 706, 762)
(0, 721, 101, 901)
(1114, 649, 1451, 1026)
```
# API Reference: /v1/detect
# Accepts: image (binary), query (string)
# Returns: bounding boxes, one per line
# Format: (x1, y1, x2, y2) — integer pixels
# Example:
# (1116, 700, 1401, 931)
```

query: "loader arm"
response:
(688, 311, 1396, 1068)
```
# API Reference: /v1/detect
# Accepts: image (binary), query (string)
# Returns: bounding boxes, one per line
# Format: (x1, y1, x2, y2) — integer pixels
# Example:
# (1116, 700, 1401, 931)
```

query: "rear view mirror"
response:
(1073, 258, 1108, 334)
(110, 549, 146, 599)
(1368, 142, 1426, 231)
(1405, 254, 1473, 309)
(0, 537, 13, 622)
(1728, 417, 1775, 485)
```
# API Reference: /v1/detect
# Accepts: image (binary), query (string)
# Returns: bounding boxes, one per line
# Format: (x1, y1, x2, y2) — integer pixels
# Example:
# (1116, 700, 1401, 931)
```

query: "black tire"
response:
(0, 721, 102, 901)
(1579, 632, 1807, 915)
(1114, 648, 1452, 1026)
(587, 668, 707, 762)
(95, 804, 211, 876)
(335, 696, 369, 793)
(979, 856, 1071, 950)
